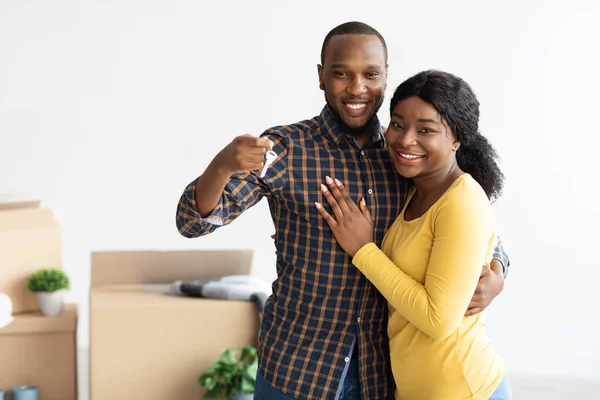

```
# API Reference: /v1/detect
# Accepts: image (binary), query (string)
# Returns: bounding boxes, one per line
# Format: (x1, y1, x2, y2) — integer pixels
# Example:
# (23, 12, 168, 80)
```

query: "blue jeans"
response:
(489, 374, 512, 400)
(253, 358, 361, 400)
(253, 373, 298, 400)
(337, 358, 361, 400)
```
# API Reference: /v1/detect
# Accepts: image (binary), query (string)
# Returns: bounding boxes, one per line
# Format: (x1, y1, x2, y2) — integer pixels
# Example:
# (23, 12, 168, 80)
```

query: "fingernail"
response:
(325, 176, 333, 184)
(320, 184, 328, 192)
(314, 202, 321, 209)
(268, 140, 274, 149)
(361, 197, 366, 206)
(334, 178, 342, 186)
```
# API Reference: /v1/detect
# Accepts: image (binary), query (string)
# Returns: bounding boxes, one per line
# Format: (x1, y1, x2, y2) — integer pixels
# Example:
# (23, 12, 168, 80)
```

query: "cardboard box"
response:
(0, 199, 62, 313)
(90, 250, 262, 400)
(0, 304, 78, 400)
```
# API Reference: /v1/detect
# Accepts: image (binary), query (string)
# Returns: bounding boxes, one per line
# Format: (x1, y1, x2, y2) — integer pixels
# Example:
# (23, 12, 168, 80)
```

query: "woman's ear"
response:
(453, 141, 461, 152)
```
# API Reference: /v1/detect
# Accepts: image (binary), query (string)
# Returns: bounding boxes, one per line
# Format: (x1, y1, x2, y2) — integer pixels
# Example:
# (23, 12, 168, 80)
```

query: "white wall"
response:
(1, 0, 598, 381)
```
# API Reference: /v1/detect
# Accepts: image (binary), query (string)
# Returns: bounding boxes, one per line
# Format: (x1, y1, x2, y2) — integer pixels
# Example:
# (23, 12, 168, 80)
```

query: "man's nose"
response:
(347, 76, 367, 96)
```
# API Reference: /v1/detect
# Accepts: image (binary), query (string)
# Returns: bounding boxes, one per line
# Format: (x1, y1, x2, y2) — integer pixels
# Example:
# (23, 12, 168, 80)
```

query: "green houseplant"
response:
(26, 268, 70, 316)
(198, 345, 258, 400)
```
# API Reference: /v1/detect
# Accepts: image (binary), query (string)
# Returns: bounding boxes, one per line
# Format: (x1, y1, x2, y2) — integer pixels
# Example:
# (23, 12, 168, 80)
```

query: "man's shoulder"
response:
(260, 114, 322, 141)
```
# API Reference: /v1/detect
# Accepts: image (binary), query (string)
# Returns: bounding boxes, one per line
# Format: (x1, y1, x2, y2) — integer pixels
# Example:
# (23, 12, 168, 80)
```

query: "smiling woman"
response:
(315, 70, 511, 399)
(387, 70, 504, 202)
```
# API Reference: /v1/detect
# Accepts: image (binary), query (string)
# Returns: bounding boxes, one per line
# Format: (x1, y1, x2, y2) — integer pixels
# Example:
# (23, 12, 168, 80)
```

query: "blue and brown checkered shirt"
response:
(176, 106, 509, 400)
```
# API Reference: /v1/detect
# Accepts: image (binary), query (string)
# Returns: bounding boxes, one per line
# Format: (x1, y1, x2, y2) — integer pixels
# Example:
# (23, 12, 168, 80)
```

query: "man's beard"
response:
(324, 91, 385, 139)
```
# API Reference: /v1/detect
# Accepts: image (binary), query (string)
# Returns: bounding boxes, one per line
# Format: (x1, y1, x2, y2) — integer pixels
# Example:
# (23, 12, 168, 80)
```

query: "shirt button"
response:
(344, 357, 350, 363)
(361, 150, 365, 156)
(367, 189, 373, 195)
(357, 317, 361, 323)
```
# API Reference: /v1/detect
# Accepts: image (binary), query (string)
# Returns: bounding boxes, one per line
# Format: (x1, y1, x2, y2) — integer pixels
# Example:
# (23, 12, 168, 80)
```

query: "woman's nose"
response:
(398, 129, 417, 147)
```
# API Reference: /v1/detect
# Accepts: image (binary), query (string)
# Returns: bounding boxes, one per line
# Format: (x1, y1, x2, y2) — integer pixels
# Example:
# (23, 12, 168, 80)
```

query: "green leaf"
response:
(244, 360, 258, 380)
(204, 384, 222, 400)
(241, 376, 255, 393)
(27, 268, 69, 292)
(240, 345, 257, 362)
(217, 347, 238, 366)
(198, 346, 258, 399)
(198, 375, 215, 390)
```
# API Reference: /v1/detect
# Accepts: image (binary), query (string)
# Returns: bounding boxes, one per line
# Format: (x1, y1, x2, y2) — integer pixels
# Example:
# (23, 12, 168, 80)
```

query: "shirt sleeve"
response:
(352, 187, 496, 340)
(176, 130, 288, 238)
(493, 237, 510, 278)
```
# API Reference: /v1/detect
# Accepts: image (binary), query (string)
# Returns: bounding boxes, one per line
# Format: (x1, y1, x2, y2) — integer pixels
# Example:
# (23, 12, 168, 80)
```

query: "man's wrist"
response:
(207, 157, 233, 181)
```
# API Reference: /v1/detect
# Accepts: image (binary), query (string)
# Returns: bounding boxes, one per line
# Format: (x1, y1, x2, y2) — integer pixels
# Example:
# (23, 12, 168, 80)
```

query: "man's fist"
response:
(215, 134, 272, 175)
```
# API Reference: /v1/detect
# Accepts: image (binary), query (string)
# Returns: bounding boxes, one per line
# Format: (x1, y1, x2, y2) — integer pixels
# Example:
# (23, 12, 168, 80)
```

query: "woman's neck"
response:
(405, 163, 464, 221)
(413, 163, 463, 197)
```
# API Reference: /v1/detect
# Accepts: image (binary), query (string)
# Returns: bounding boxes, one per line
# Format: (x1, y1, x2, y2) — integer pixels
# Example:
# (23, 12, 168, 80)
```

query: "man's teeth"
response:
(399, 153, 423, 159)
(345, 103, 366, 110)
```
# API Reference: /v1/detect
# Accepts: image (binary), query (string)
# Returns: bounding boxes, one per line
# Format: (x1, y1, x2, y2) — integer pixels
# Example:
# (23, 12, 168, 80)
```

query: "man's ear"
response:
(317, 64, 324, 90)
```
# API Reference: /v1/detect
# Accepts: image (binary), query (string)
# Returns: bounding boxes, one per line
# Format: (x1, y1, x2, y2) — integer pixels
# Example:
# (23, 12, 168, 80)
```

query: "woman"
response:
(315, 70, 511, 399)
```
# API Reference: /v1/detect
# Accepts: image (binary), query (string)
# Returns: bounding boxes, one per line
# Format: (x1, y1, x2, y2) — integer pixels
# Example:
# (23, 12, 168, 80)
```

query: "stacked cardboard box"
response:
(89, 250, 262, 400)
(0, 199, 77, 400)
(0, 198, 61, 313)
(0, 305, 78, 399)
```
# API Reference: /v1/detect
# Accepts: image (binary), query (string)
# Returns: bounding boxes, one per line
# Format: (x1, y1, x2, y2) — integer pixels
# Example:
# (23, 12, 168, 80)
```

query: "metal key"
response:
(260, 150, 278, 177)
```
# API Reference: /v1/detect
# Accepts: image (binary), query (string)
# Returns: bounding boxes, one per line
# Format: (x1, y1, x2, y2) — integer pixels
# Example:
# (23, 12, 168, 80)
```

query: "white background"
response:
(1, 0, 599, 384)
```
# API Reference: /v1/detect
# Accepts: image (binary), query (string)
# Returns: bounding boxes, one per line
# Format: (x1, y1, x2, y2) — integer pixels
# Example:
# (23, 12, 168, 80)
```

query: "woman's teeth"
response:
(399, 153, 424, 159)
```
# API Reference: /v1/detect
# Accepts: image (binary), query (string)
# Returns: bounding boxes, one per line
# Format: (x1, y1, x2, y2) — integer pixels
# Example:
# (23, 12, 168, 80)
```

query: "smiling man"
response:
(176, 21, 509, 400)
(318, 32, 387, 140)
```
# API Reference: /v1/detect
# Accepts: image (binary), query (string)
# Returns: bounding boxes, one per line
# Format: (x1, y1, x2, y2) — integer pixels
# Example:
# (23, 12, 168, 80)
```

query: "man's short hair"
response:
(320, 21, 388, 64)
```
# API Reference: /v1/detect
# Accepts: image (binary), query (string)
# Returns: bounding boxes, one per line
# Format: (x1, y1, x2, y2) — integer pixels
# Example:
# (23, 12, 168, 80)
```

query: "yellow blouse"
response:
(353, 174, 505, 399)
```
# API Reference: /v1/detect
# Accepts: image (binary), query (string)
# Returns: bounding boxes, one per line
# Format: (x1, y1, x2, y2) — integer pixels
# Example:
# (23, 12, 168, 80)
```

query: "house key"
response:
(260, 150, 278, 178)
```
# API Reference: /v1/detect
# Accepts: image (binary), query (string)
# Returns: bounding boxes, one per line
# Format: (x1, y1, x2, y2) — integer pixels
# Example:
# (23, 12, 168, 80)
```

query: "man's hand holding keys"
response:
(214, 134, 274, 176)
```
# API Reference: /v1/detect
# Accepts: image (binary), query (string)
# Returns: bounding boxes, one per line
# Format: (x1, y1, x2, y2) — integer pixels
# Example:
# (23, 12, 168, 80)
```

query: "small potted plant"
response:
(26, 268, 69, 316)
(198, 345, 258, 400)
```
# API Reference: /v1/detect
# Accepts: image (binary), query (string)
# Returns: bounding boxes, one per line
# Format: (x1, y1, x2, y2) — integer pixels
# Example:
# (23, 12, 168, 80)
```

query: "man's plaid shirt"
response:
(176, 107, 509, 400)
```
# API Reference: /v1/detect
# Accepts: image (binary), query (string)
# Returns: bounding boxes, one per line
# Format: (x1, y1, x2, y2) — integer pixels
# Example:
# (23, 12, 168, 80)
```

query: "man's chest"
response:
(278, 139, 406, 240)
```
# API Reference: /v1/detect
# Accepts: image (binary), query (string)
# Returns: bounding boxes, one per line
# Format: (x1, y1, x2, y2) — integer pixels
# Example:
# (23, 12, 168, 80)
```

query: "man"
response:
(176, 21, 509, 400)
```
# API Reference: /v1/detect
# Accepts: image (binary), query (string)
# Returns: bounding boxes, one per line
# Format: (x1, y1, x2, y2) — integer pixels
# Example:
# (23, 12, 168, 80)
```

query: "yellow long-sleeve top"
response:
(353, 174, 505, 400)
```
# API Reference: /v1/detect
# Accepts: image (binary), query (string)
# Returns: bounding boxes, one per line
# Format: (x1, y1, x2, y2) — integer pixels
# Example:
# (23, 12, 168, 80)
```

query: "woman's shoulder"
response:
(435, 174, 493, 217)
(450, 173, 488, 197)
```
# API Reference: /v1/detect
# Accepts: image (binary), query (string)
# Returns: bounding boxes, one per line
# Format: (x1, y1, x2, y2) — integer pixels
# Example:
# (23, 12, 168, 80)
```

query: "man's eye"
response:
(366, 72, 379, 79)
(333, 72, 348, 77)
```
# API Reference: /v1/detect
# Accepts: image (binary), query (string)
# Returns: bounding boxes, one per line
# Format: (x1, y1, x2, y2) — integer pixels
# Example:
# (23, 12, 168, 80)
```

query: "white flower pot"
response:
(35, 290, 65, 316)
(228, 395, 253, 400)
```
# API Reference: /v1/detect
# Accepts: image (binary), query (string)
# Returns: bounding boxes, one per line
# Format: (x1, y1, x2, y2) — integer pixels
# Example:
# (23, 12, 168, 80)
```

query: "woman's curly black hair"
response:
(389, 70, 504, 201)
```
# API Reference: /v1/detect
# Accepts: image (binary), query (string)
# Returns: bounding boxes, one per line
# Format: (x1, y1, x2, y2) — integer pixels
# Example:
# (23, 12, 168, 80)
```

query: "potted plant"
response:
(26, 268, 69, 316)
(198, 345, 258, 400)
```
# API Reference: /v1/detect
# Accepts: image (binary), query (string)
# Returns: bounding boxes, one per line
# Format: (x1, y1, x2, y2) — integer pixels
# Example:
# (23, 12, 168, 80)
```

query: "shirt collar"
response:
(319, 106, 385, 149)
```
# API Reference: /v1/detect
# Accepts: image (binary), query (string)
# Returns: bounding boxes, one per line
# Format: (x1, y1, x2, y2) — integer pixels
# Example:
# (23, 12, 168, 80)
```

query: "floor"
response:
(508, 374, 600, 399)
(77, 347, 600, 399)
